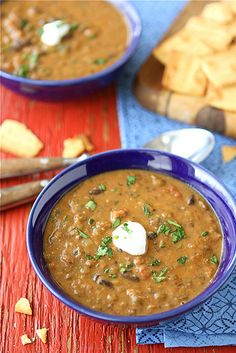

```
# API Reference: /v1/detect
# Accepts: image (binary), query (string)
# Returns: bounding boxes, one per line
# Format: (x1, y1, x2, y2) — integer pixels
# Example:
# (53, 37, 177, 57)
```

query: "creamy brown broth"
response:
(1, 0, 127, 80)
(43, 170, 222, 316)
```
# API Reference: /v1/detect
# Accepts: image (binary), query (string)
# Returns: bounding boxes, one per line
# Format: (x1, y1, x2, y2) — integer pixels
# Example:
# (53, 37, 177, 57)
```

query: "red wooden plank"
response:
(1, 85, 235, 353)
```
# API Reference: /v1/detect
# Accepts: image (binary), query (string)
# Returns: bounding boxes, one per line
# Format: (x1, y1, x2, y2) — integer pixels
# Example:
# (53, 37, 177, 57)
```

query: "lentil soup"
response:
(1, 0, 128, 80)
(43, 169, 222, 316)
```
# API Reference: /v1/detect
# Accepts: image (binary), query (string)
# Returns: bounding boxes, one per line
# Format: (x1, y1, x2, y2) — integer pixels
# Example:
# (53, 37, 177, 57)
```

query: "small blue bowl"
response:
(27, 149, 236, 326)
(0, 1, 141, 101)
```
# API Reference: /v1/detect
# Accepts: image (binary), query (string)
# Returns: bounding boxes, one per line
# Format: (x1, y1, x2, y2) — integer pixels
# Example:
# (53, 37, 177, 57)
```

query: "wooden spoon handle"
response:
(0, 180, 49, 211)
(0, 154, 89, 179)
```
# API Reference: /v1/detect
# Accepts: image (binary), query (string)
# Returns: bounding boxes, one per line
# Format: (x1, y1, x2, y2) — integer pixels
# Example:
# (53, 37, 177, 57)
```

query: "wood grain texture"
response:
(1, 84, 235, 353)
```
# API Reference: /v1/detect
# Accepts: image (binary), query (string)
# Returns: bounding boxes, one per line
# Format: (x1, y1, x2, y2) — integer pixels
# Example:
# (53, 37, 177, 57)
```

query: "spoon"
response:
(144, 128, 215, 163)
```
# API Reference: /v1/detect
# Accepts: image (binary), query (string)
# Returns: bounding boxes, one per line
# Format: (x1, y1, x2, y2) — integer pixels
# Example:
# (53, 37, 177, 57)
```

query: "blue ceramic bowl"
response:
(0, 1, 141, 101)
(27, 149, 236, 326)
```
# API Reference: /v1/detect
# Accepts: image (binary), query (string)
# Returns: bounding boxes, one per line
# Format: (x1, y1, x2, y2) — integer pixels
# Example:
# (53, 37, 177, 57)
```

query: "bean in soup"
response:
(43, 170, 222, 316)
(1, 0, 128, 80)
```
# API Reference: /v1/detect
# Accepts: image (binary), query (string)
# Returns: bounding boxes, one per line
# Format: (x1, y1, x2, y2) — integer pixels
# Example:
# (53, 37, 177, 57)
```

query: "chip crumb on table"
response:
(20, 334, 33, 346)
(222, 145, 236, 162)
(36, 328, 49, 344)
(0, 119, 43, 157)
(62, 134, 94, 158)
(15, 297, 32, 315)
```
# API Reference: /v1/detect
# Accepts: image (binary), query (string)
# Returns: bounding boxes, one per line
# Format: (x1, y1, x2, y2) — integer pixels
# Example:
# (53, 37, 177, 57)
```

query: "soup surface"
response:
(43, 170, 222, 316)
(0, 0, 127, 80)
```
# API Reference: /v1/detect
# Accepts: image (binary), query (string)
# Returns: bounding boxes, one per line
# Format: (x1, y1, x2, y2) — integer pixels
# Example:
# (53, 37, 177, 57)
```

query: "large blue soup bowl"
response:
(27, 149, 236, 326)
(0, 1, 141, 101)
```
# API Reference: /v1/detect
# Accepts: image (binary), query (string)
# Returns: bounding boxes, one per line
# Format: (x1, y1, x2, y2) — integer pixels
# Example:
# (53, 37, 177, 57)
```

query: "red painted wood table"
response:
(1, 84, 235, 353)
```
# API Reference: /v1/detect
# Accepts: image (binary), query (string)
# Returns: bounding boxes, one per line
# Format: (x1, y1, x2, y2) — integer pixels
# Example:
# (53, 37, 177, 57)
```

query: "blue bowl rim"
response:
(0, 0, 141, 87)
(26, 148, 236, 324)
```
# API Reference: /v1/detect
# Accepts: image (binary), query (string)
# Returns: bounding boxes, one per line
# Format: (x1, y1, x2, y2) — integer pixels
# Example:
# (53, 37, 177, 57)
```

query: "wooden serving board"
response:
(133, 0, 236, 139)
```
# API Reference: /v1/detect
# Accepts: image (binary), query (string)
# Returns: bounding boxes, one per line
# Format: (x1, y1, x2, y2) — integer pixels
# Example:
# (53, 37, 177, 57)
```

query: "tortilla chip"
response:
(153, 29, 213, 65)
(15, 298, 32, 315)
(0, 119, 43, 157)
(185, 16, 234, 51)
(21, 334, 32, 346)
(201, 47, 236, 87)
(206, 84, 236, 112)
(201, 2, 234, 24)
(36, 328, 48, 344)
(63, 136, 85, 158)
(162, 52, 207, 96)
(222, 145, 236, 162)
(78, 134, 94, 152)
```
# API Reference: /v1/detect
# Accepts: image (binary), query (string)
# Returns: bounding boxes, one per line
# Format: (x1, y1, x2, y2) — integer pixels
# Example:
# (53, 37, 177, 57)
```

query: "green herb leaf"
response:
(119, 262, 134, 274)
(86, 254, 94, 260)
(122, 222, 132, 234)
(157, 224, 171, 235)
(20, 19, 28, 29)
(94, 236, 113, 260)
(99, 183, 106, 191)
(88, 218, 95, 225)
(29, 52, 38, 66)
(167, 219, 182, 228)
(109, 273, 117, 279)
(210, 255, 218, 265)
(112, 217, 121, 228)
(104, 268, 110, 273)
(177, 256, 188, 265)
(94, 57, 107, 65)
(143, 203, 152, 217)
(149, 259, 161, 266)
(127, 175, 136, 186)
(152, 267, 169, 283)
(201, 231, 209, 237)
(171, 227, 185, 243)
(69, 23, 79, 32)
(17, 64, 29, 77)
(85, 200, 97, 211)
(37, 28, 44, 36)
(77, 229, 90, 239)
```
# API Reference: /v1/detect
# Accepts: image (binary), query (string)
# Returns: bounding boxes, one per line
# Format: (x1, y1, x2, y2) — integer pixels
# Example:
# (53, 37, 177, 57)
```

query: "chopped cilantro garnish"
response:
(119, 262, 134, 274)
(85, 200, 97, 211)
(114, 235, 119, 239)
(210, 255, 218, 265)
(112, 217, 121, 228)
(122, 222, 132, 234)
(85, 254, 94, 260)
(17, 64, 29, 77)
(37, 27, 44, 36)
(152, 267, 168, 283)
(88, 218, 95, 225)
(109, 273, 117, 279)
(20, 19, 28, 29)
(99, 183, 106, 191)
(94, 57, 107, 65)
(76, 228, 89, 239)
(143, 203, 152, 217)
(157, 220, 185, 243)
(29, 52, 38, 66)
(69, 23, 79, 31)
(201, 231, 209, 237)
(177, 256, 188, 265)
(94, 236, 113, 260)
(127, 175, 136, 186)
(167, 220, 181, 228)
(149, 259, 161, 266)
(104, 268, 110, 273)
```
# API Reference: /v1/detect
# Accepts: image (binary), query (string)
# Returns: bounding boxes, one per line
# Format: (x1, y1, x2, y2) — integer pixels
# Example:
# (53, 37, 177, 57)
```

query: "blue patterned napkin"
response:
(117, 0, 236, 347)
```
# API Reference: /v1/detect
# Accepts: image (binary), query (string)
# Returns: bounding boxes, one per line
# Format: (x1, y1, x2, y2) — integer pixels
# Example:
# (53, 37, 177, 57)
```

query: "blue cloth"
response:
(117, 0, 236, 347)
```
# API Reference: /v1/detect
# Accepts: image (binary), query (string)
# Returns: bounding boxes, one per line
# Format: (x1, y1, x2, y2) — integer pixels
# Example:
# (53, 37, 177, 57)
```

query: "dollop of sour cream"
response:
(112, 221, 147, 256)
(41, 20, 70, 46)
